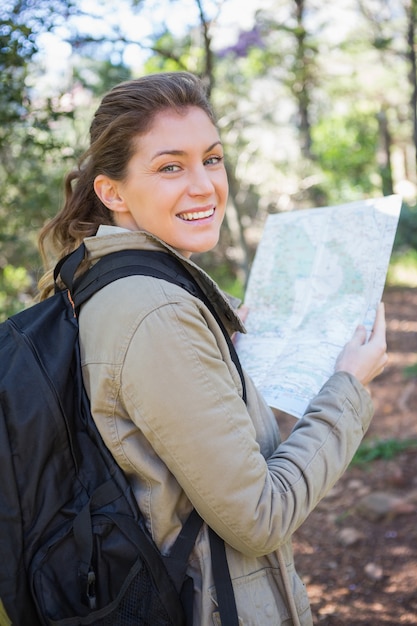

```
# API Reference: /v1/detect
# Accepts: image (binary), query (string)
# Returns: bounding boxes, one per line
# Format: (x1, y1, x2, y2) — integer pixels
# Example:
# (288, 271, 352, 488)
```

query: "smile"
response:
(178, 207, 215, 221)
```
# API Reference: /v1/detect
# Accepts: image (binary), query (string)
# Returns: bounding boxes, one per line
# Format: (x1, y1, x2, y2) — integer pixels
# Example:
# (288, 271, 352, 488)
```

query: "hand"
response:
(335, 303, 388, 386)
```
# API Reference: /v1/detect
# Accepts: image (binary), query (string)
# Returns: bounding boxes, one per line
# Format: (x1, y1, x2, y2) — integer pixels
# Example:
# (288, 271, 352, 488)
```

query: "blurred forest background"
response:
(1, 0, 417, 321)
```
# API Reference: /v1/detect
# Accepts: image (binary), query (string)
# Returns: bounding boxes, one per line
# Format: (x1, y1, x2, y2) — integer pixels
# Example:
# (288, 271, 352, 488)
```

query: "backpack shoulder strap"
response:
(68, 248, 246, 405)
(56, 245, 241, 626)
(71, 248, 201, 306)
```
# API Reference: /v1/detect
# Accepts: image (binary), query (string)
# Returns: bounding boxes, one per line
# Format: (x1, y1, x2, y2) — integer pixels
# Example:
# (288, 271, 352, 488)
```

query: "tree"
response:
(0, 0, 80, 319)
(311, 109, 380, 203)
(0, 0, 76, 126)
(358, 0, 417, 182)
(3, 0, 417, 319)
(405, 0, 417, 172)
(256, 1, 319, 160)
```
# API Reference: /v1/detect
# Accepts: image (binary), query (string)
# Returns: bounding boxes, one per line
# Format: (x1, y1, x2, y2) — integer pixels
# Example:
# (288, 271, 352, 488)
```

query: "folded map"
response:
(236, 195, 402, 418)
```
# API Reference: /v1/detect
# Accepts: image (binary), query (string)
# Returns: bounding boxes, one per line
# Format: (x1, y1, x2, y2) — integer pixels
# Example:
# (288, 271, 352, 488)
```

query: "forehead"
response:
(149, 105, 213, 126)
(136, 106, 219, 150)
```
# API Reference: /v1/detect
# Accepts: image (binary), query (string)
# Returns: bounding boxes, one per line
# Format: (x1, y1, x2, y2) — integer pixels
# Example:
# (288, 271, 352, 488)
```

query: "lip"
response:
(177, 206, 216, 222)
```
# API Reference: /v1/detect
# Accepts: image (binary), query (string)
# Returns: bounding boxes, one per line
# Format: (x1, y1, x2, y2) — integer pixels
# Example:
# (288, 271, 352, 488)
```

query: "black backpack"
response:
(0, 244, 243, 626)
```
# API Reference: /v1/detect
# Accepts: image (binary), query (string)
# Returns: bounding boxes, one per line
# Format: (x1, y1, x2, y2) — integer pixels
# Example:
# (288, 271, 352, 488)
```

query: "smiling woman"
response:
(36, 71, 388, 626)
(93, 107, 228, 258)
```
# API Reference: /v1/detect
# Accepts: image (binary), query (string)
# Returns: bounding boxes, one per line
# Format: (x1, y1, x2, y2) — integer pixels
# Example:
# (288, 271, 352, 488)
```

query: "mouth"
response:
(178, 207, 215, 221)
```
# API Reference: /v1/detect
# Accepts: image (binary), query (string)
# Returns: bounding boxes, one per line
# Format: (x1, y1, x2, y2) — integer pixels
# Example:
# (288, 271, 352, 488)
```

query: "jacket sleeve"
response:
(120, 294, 374, 558)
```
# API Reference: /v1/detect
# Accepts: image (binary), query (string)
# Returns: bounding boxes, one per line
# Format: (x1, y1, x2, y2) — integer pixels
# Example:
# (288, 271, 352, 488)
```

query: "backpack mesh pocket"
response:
(74, 562, 174, 626)
(30, 513, 184, 626)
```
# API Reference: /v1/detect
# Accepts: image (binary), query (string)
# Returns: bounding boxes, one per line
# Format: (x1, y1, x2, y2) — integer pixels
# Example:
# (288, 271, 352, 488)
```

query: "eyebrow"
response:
(151, 141, 222, 161)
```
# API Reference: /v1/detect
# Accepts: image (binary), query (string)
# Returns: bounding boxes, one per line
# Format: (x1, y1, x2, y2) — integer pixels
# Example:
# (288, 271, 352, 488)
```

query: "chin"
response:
(193, 240, 219, 255)
(174, 232, 221, 258)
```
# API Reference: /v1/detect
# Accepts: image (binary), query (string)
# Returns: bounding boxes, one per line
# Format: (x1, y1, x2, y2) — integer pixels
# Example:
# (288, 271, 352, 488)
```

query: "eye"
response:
(159, 163, 181, 173)
(204, 155, 224, 166)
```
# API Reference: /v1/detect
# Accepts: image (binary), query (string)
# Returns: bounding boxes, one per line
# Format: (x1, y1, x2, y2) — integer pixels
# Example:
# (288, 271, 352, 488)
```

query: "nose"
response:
(187, 164, 214, 196)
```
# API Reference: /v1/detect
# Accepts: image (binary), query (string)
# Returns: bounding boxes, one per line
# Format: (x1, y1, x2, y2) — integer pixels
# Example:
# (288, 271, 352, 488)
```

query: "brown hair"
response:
(38, 71, 215, 298)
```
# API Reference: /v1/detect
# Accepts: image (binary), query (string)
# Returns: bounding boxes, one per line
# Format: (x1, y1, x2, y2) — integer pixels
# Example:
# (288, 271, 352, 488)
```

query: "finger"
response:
(371, 303, 386, 338)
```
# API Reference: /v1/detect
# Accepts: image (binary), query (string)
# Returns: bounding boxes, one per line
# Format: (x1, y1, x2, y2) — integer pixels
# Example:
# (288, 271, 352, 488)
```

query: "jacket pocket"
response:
(209, 566, 311, 626)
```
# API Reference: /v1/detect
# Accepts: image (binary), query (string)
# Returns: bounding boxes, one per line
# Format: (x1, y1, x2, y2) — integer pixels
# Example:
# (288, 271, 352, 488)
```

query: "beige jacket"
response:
(79, 226, 374, 625)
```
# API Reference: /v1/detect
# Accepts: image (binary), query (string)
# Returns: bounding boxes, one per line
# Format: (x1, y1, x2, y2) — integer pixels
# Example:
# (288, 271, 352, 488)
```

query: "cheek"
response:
(220, 174, 229, 199)
(220, 182, 229, 207)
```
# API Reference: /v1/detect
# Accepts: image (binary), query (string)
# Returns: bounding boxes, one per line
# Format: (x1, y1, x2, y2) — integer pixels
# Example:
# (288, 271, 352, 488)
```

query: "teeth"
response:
(179, 208, 214, 221)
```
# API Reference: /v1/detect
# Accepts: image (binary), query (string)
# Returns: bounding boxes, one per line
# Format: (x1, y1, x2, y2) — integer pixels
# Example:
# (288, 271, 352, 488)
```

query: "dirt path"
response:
(285, 287, 417, 625)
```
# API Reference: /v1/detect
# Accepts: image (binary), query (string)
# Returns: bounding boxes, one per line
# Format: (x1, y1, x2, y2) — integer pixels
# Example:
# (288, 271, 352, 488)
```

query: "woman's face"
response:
(95, 106, 228, 258)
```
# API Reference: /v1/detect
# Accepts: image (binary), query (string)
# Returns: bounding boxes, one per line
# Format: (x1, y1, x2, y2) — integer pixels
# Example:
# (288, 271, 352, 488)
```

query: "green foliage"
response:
(393, 202, 417, 251)
(143, 31, 197, 74)
(209, 263, 245, 301)
(352, 438, 417, 465)
(0, 13, 34, 146)
(386, 203, 417, 287)
(0, 0, 416, 316)
(311, 109, 380, 203)
(0, 1, 75, 131)
(0, 264, 34, 321)
(0, 0, 83, 282)
(404, 362, 417, 378)
(0, 105, 74, 272)
(387, 248, 417, 287)
(73, 59, 132, 96)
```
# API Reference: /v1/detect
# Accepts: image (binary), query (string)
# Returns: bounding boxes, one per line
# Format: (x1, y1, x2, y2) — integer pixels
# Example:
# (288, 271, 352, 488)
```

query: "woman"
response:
(39, 71, 387, 625)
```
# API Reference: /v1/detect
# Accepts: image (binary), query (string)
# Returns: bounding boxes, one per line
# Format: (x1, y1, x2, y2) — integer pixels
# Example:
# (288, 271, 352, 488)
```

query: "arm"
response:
(120, 296, 382, 557)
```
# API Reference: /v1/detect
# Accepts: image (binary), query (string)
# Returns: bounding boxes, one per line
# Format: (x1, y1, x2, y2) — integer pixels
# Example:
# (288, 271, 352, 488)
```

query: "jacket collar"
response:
(83, 226, 246, 336)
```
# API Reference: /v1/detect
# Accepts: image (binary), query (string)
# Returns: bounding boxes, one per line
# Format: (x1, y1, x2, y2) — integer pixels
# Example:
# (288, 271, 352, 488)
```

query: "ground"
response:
(278, 286, 417, 625)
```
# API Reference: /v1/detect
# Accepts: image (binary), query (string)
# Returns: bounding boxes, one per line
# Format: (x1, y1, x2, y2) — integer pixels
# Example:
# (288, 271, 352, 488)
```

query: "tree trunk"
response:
(293, 0, 313, 160)
(406, 0, 417, 175)
(224, 162, 251, 285)
(195, 0, 214, 96)
(377, 108, 394, 195)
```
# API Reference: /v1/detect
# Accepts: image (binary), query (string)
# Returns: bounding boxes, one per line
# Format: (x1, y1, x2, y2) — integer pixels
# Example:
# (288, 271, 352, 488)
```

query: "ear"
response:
(94, 175, 126, 214)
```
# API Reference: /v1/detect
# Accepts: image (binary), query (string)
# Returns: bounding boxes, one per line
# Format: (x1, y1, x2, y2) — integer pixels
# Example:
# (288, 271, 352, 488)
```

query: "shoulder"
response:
(79, 273, 205, 353)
